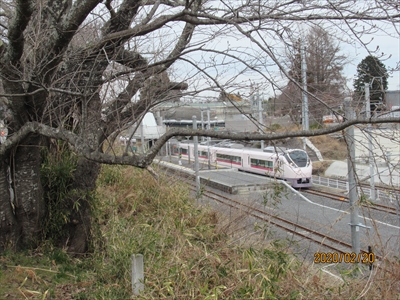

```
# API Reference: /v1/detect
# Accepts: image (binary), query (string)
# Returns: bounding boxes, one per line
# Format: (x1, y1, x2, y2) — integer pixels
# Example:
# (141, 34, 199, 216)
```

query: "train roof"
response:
(176, 141, 307, 156)
(263, 146, 287, 154)
(194, 143, 306, 156)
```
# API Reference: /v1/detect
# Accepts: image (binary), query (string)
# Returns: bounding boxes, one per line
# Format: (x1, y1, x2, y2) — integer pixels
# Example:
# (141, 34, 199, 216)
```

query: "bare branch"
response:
(114, 48, 147, 70)
(0, 87, 85, 97)
(1, 117, 398, 168)
(5, 0, 34, 64)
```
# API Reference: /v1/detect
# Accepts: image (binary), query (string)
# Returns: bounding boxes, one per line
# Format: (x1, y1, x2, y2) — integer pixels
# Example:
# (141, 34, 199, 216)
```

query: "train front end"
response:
(281, 149, 313, 188)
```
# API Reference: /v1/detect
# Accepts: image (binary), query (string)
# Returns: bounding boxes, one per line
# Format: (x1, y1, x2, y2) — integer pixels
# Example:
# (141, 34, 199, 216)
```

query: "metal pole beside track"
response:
(140, 123, 145, 153)
(207, 107, 211, 170)
(365, 84, 376, 201)
(201, 109, 205, 142)
(344, 97, 360, 255)
(258, 93, 264, 150)
(193, 116, 201, 198)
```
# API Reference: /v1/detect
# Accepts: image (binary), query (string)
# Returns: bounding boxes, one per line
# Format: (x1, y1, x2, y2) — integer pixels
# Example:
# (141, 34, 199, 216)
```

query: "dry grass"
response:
(309, 135, 347, 160)
(312, 160, 333, 175)
(1, 164, 400, 299)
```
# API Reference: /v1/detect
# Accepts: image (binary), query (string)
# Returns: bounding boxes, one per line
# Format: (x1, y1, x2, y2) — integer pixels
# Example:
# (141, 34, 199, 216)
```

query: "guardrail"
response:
(312, 176, 400, 203)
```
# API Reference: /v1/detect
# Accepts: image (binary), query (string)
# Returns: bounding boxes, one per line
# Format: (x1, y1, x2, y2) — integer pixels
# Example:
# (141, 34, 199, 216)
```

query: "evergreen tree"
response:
(353, 55, 388, 111)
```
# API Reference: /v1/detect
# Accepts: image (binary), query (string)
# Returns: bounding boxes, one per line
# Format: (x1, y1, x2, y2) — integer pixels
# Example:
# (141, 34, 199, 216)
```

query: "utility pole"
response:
(140, 123, 145, 153)
(258, 93, 264, 150)
(344, 97, 360, 254)
(301, 41, 309, 150)
(365, 83, 376, 201)
(193, 115, 200, 197)
(207, 107, 211, 170)
(201, 109, 205, 142)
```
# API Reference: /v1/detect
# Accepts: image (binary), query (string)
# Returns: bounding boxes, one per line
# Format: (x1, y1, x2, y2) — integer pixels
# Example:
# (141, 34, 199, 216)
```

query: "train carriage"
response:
(240, 150, 279, 176)
(278, 149, 312, 187)
(172, 141, 312, 188)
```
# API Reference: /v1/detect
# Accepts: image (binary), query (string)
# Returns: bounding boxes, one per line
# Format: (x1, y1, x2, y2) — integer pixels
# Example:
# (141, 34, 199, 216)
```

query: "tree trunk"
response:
(63, 158, 100, 254)
(0, 135, 45, 251)
(0, 159, 19, 250)
(0, 139, 101, 254)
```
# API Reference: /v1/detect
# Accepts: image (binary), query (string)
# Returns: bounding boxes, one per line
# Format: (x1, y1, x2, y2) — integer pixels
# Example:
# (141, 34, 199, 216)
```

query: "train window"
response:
(198, 151, 208, 158)
(216, 153, 241, 164)
(285, 151, 309, 167)
(180, 148, 188, 155)
(250, 158, 273, 170)
(233, 156, 241, 163)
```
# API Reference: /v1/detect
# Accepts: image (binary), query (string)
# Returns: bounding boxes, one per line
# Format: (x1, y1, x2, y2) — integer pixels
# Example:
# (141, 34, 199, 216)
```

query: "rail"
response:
(312, 176, 400, 203)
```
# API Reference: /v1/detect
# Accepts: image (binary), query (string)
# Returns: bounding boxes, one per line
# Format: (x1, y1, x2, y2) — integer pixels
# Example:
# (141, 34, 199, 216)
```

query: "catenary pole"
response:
(201, 109, 205, 142)
(140, 123, 145, 153)
(344, 97, 360, 254)
(365, 84, 376, 201)
(193, 115, 200, 197)
(258, 93, 264, 150)
(207, 107, 211, 169)
(301, 41, 309, 150)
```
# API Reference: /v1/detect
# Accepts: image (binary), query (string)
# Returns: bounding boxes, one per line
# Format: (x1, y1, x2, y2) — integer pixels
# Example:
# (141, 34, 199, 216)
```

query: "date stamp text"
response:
(314, 252, 375, 264)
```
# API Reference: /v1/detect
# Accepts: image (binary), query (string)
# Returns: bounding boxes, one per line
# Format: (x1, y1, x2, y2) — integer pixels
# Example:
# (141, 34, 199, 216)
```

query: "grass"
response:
(1, 164, 399, 299)
(308, 134, 348, 175)
(312, 161, 333, 176)
(309, 135, 347, 160)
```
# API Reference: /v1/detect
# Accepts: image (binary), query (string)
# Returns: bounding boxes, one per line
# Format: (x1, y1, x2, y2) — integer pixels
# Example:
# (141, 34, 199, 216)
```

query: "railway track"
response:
(360, 182, 400, 194)
(157, 163, 381, 264)
(182, 179, 377, 261)
(304, 189, 399, 216)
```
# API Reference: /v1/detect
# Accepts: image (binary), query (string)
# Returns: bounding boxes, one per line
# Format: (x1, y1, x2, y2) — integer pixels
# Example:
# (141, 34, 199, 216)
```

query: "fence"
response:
(312, 176, 400, 203)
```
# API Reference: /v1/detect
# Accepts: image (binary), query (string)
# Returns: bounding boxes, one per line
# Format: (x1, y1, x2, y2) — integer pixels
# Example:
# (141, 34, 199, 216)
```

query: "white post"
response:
(207, 107, 211, 170)
(193, 116, 200, 197)
(365, 84, 376, 201)
(344, 97, 360, 255)
(201, 109, 205, 142)
(258, 93, 264, 149)
(132, 254, 144, 296)
(140, 123, 145, 153)
(301, 41, 309, 151)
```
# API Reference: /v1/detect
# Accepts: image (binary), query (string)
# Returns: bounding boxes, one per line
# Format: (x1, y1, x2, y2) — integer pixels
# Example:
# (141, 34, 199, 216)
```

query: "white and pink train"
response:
(172, 142, 312, 188)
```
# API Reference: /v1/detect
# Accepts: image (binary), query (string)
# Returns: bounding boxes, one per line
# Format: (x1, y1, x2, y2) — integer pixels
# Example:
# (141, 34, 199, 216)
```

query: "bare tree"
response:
(278, 25, 347, 124)
(0, 0, 399, 253)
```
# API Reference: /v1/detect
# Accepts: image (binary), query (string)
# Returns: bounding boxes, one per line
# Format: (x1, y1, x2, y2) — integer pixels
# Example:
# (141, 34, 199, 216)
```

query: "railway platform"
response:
(155, 156, 273, 194)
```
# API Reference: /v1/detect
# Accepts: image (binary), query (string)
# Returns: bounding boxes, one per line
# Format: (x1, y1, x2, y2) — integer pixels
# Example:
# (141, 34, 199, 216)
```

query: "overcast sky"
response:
(174, 18, 400, 101)
(343, 32, 400, 91)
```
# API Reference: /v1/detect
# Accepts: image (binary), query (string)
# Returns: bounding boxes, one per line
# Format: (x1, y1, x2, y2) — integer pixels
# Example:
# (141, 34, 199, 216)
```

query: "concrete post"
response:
(207, 107, 211, 170)
(193, 116, 200, 197)
(301, 44, 309, 131)
(365, 84, 376, 201)
(140, 123, 145, 153)
(132, 254, 144, 295)
(258, 93, 264, 149)
(201, 109, 205, 142)
(301, 42, 309, 151)
(344, 97, 360, 254)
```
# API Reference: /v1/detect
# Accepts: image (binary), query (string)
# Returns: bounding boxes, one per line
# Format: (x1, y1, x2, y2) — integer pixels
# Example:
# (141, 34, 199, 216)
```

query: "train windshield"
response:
(285, 150, 309, 167)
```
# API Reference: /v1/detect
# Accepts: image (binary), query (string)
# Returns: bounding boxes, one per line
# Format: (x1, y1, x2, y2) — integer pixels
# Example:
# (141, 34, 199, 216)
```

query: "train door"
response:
(242, 154, 250, 169)
(274, 157, 283, 177)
